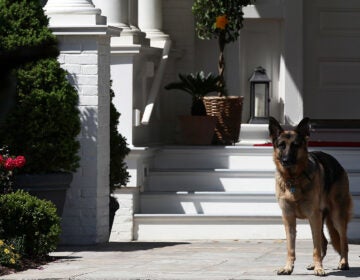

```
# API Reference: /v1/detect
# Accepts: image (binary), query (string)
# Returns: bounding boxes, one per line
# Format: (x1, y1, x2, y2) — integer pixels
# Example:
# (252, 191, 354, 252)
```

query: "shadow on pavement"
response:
(56, 242, 191, 253)
(327, 267, 360, 278)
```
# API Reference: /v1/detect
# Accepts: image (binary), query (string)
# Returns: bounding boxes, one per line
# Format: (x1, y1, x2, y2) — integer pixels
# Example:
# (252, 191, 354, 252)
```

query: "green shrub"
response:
(110, 85, 130, 192)
(0, 0, 81, 174)
(0, 0, 58, 74)
(0, 59, 81, 174)
(0, 190, 61, 258)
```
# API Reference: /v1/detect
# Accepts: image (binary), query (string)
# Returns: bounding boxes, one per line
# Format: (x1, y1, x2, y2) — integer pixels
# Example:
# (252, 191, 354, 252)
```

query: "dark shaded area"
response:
(56, 242, 191, 253)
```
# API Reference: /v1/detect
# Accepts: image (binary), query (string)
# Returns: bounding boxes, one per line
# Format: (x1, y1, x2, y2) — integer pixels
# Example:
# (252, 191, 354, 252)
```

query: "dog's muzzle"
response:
(281, 157, 296, 167)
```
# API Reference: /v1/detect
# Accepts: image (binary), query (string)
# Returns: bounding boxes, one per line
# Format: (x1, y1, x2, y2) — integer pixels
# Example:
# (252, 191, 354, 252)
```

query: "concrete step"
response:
(239, 124, 269, 144)
(134, 214, 360, 241)
(151, 146, 274, 170)
(139, 191, 360, 217)
(133, 145, 360, 241)
(145, 168, 360, 194)
(140, 192, 280, 215)
(133, 214, 316, 240)
(151, 146, 360, 171)
(145, 169, 275, 192)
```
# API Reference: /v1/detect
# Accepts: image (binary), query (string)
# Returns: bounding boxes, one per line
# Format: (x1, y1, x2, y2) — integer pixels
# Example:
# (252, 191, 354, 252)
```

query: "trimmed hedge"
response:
(0, 190, 61, 258)
(0, 59, 81, 174)
(0, 0, 59, 74)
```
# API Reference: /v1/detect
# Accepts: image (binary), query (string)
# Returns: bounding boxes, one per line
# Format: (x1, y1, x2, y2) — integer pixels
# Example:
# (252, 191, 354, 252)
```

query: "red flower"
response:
(4, 158, 16, 171)
(14, 156, 26, 168)
(0, 155, 4, 165)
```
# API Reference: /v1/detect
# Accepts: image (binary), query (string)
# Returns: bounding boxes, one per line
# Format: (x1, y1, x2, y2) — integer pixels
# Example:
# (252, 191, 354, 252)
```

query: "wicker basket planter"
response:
(203, 96, 244, 145)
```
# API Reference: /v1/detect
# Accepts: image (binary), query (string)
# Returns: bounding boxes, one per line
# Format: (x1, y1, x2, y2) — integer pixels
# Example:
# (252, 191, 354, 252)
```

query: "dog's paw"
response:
(277, 267, 293, 275)
(314, 267, 326, 277)
(306, 264, 315, 270)
(338, 262, 350, 270)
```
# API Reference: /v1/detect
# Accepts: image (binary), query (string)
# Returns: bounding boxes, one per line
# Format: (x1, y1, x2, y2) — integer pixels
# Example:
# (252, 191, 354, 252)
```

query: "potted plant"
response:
(165, 71, 221, 145)
(192, 0, 253, 145)
(0, 0, 81, 216)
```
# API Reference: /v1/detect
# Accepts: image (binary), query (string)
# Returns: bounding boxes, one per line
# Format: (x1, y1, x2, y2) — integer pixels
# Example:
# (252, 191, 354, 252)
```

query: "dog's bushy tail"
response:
(326, 218, 341, 254)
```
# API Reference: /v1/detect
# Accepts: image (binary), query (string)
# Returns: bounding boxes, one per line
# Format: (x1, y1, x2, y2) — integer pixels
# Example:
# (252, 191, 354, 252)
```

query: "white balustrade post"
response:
(138, 0, 169, 47)
(44, 0, 120, 244)
(44, 0, 103, 25)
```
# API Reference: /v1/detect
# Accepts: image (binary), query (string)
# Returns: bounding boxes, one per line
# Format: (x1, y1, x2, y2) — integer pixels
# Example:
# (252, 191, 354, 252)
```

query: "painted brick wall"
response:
(56, 35, 111, 245)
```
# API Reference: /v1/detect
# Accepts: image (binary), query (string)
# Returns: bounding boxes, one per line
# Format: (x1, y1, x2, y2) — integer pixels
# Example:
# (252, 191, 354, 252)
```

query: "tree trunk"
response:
(217, 31, 226, 97)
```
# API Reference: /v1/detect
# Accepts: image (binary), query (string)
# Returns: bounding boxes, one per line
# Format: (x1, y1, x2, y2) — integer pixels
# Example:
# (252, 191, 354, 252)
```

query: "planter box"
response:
(178, 115, 217, 145)
(15, 172, 72, 217)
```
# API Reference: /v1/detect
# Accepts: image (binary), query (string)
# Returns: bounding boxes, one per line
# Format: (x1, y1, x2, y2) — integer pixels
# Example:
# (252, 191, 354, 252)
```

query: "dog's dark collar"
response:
(285, 157, 317, 194)
(286, 171, 312, 194)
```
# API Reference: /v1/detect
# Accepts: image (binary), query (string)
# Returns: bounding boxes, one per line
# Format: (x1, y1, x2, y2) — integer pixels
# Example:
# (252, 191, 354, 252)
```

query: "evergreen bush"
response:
(0, 190, 61, 258)
(0, 0, 58, 75)
(110, 86, 130, 192)
(0, 59, 81, 174)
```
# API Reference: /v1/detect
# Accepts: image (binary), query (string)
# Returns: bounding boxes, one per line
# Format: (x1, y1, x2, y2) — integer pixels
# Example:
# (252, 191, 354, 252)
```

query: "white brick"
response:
(81, 65, 98, 75)
(81, 86, 98, 96)
(65, 54, 98, 65)
(76, 75, 98, 86)
(62, 64, 81, 74)
(79, 95, 99, 106)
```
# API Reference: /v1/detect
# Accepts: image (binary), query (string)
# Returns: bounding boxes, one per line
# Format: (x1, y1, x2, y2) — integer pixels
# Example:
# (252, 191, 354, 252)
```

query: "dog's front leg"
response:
(277, 214, 296, 275)
(309, 214, 326, 276)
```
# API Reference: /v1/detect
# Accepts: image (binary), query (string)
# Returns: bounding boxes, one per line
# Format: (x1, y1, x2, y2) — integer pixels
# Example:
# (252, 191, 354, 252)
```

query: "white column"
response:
(138, 0, 169, 47)
(129, 0, 139, 31)
(93, 0, 146, 45)
(283, 0, 304, 125)
(92, 0, 129, 29)
(44, 0, 103, 25)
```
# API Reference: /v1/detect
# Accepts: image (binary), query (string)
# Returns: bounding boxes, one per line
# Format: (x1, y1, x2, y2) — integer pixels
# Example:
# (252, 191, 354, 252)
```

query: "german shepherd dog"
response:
(269, 117, 353, 276)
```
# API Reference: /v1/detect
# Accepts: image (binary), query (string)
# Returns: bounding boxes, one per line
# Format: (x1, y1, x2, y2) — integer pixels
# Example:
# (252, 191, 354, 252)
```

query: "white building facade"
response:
(43, 0, 360, 244)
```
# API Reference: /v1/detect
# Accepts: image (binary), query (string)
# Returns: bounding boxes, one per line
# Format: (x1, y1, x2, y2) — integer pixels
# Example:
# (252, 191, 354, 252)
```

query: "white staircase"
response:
(133, 126, 360, 241)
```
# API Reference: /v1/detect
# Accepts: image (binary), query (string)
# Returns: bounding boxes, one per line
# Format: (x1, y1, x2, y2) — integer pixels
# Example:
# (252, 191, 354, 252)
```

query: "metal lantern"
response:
(249, 66, 271, 124)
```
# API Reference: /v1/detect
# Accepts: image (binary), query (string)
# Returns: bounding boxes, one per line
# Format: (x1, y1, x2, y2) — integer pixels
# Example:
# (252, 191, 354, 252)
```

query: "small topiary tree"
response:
(192, 0, 253, 96)
(0, 190, 61, 258)
(0, 59, 81, 174)
(0, 0, 81, 174)
(0, 0, 58, 76)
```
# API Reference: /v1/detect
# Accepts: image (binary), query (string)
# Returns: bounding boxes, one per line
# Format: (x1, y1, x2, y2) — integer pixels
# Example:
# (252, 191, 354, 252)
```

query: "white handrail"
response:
(141, 39, 172, 125)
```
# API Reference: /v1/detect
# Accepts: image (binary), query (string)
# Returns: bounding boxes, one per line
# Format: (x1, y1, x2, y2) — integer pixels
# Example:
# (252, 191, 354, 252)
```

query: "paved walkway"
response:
(1, 240, 360, 280)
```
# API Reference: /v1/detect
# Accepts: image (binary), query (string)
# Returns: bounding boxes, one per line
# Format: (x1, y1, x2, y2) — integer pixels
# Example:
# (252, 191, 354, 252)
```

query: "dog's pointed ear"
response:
(296, 117, 310, 138)
(269, 117, 283, 143)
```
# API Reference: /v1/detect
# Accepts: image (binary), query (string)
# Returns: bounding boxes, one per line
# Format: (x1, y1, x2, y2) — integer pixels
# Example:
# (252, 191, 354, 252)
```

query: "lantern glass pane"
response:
(254, 84, 266, 117)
